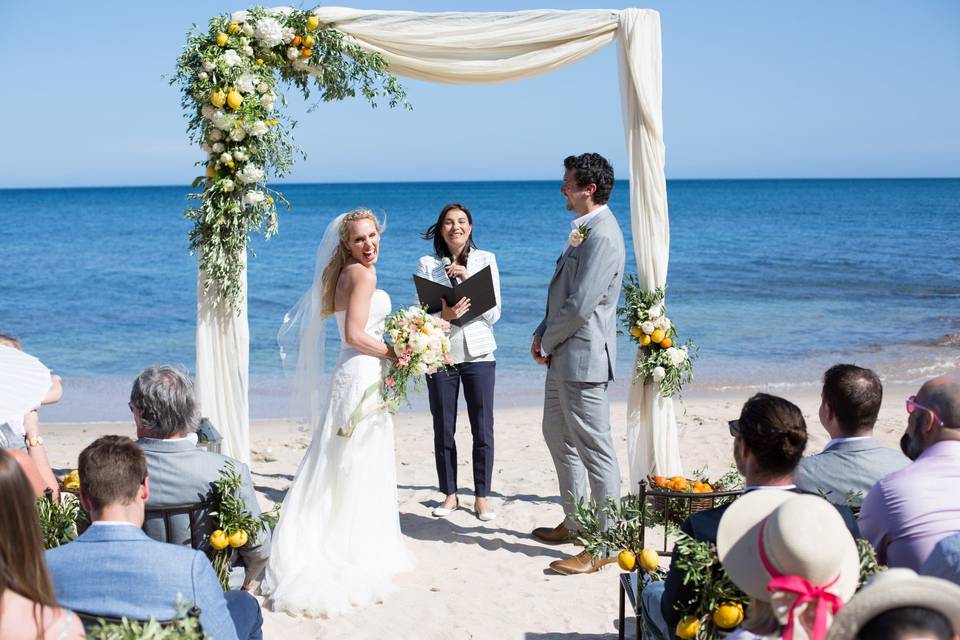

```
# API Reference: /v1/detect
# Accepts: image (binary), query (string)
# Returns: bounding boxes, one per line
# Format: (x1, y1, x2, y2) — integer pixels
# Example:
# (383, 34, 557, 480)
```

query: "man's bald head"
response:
(919, 375, 960, 429)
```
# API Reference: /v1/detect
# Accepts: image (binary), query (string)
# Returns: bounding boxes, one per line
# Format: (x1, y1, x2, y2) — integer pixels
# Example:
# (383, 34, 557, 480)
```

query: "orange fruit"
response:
(290, 34, 302, 46)
(652, 475, 666, 487)
(300, 48, 313, 58)
(651, 328, 666, 343)
(660, 337, 673, 348)
(676, 616, 701, 639)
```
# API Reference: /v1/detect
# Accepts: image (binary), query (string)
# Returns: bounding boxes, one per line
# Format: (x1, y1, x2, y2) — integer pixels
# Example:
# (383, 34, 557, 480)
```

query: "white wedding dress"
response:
(261, 289, 414, 617)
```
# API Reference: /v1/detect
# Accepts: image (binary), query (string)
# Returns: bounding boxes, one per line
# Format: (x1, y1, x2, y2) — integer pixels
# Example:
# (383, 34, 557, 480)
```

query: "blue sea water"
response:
(1, 179, 958, 421)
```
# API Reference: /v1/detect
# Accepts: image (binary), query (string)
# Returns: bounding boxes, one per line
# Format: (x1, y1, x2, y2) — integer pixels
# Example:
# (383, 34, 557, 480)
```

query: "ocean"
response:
(1, 179, 958, 422)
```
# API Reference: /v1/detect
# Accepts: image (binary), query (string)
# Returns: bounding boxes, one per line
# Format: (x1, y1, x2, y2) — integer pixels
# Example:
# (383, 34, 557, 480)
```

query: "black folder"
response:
(414, 266, 497, 327)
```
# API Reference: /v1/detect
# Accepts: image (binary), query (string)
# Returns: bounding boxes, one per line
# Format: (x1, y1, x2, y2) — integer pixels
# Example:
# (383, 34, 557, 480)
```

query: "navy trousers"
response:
(426, 361, 496, 497)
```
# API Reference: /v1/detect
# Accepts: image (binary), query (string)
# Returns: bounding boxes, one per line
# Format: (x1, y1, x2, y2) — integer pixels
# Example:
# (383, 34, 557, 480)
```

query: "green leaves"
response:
(36, 491, 87, 549)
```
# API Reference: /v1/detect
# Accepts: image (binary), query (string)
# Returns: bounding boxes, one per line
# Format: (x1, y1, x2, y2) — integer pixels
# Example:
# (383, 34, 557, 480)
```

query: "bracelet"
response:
(25, 434, 44, 448)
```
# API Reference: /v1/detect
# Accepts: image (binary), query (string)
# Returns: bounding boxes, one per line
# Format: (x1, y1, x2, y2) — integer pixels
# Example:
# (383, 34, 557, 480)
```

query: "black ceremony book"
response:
(413, 265, 497, 327)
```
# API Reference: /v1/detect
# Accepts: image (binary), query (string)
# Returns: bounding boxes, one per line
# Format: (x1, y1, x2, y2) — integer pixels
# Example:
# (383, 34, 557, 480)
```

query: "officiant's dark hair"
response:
(422, 203, 478, 267)
(564, 153, 614, 205)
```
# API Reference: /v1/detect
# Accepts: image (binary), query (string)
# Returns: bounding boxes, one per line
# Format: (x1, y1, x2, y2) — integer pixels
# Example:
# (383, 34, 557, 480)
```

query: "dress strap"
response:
(57, 610, 74, 640)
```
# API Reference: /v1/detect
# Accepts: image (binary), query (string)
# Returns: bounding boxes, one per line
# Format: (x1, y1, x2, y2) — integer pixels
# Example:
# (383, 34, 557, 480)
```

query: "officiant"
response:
(415, 203, 501, 522)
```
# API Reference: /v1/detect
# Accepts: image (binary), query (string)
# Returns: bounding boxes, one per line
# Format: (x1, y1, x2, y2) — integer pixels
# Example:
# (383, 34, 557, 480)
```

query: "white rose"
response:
(238, 164, 265, 184)
(211, 110, 233, 129)
(248, 121, 268, 137)
(281, 27, 295, 43)
(243, 45, 254, 57)
(257, 82, 270, 94)
(242, 23, 254, 37)
(232, 150, 245, 161)
(208, 128, 223, 142)
(202, 60, 215, 72)
(198, 71, 209, 81)
(254, 17, 285, 48)
(286, 47, 299, 61)
(260, 95, 275, 111)
(640, 321, 655, 335)
(211, 142, 225, 153)
(221, 49, 242, 67)
(666, 347, 686, 366)
(243, 190, 265, 207)
(220, 178, 235, 192)
(292, 58, 309, 71)
(230, 128, 246, 142)
(237, 73, 257, 94)
(219, 152, 232, 164)
(657, 317, 672, 332)
(648, 304, 663, 319)
(200, 143, 211, 154)
(201, 104, 215, 120)
(230, 10, 249, 23)
(652, 366, 666, 382)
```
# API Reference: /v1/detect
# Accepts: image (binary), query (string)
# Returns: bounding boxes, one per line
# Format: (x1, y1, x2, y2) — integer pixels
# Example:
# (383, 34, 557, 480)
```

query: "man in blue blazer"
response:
(45, 436, 262, 639)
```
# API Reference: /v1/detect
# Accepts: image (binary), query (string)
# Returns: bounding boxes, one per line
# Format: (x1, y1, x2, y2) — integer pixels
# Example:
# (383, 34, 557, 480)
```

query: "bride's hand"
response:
(384, 344, 399, 361)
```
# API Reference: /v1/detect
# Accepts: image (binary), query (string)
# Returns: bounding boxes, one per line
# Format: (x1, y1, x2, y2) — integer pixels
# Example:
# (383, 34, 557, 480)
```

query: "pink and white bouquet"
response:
(382, 305, 453, 408)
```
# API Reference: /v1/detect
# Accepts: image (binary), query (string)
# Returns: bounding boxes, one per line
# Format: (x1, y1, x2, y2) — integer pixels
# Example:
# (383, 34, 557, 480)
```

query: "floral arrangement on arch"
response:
(173, 6, 407, 309)
(618, 276, 696, 397)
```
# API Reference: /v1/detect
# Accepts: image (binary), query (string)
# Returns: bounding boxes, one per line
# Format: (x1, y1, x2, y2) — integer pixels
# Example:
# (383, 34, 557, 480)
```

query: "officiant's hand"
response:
(441, 297, 471, 321)
(445, 263, 468, 281)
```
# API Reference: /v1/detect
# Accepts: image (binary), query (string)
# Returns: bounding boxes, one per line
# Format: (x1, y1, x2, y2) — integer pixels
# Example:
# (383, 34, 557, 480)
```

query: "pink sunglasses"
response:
(906, 395, 945, 427)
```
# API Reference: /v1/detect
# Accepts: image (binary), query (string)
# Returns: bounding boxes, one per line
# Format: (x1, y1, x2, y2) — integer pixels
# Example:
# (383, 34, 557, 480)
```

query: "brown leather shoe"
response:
(548, 550, 615, 576)
(532, 522, 576, 544)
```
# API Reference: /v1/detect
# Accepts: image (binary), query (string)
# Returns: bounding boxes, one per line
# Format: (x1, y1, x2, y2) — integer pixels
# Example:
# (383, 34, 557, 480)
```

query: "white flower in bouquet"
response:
(237, 73, 257, 94)
(261, 94, 276, 111)
(219, 152, 233, 164)
(232, 150, 245, 161)
(281, 27, 295, 43)
(230, 10, 249, 23)
(243, 190, 265, 207)
(202, 60, 215, 73)
(221, 49, 242, 67)
(242, 45, 254, 57)
(200, 143, 211, 154)
(656, 316, 671, 332)
(286, 47, 299, 61)
(648, 303, 663, 319)
(220, 178, 235, 192)
(230, 127, 247, 142)
(242, 23, 254, 37)
(198, 71, 209, 81)
(640, 321, 655, 335)
(257, 82, 270, 94)
(666, 346, 687, 366)
(248, 120, 269, 137)
(652, 366, 666, 382)
(208, 128, 224, 142)
(254, 17, 286, 48)
(201, 104, 215, 120)
(211, 142, 225, 153)
(211, 110, 233, 130)
(238, 164, 264, 184)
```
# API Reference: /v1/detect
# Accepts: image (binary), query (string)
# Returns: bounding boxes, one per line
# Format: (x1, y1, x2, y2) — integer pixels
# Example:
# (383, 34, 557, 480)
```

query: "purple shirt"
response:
(859, 440, 960, 570)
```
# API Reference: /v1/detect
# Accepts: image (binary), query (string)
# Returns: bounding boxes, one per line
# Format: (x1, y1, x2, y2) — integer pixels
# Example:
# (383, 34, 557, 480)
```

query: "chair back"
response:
(76, 606, 203, 632)
(143, 501, 211, 550)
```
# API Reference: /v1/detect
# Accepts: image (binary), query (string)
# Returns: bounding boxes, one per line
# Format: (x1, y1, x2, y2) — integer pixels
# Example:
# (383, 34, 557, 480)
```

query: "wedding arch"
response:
(176, 5, 681, 486)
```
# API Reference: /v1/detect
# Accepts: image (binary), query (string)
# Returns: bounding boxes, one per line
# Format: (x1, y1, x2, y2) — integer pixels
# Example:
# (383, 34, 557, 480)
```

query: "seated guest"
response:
(0, 450, 85, 639)
(131, 366, 270, 589)
(45, 436, 262, 640)
(794, 364, 908, 507)
(640, 393, 860, 640)
(859, 375, 960, 570)
(921, 533, 960, 586)
(717, 493, 859, 640)
(826, 569, 960, 640)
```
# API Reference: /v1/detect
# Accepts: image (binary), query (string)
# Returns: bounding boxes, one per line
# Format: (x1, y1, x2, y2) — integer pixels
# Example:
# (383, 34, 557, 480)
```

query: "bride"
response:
(261, 209, 414, 617)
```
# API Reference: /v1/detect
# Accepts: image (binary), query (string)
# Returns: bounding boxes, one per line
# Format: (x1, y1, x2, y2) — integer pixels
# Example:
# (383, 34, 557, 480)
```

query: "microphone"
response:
(441, 257, 460, 284)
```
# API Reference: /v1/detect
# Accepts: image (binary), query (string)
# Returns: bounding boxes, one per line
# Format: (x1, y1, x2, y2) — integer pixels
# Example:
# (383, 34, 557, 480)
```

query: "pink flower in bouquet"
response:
(386, 377, 396, 387)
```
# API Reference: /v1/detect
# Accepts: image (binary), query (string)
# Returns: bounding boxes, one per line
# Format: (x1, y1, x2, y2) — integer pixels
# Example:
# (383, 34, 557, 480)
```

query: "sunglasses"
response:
(906, 396, 945, 427)
(728, 420, 741, 438)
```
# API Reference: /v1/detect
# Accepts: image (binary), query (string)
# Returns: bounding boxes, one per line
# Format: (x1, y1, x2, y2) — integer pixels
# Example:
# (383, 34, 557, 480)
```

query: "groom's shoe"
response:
(548, 551, 615, 576)
(532, 522, 577, 544)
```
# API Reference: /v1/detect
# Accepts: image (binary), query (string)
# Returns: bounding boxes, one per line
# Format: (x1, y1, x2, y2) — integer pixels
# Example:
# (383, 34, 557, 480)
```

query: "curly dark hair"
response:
(737, 393, 808, 476)
(563, 153, 615, 205)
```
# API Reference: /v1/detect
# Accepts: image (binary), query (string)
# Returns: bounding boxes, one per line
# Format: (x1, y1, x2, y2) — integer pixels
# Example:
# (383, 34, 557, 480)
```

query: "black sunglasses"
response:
(728, 420, 741, 438)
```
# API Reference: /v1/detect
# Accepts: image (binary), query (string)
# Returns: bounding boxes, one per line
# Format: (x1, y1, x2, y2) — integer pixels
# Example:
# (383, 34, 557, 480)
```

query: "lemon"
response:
(639, 333, 652, 346)
(306, 15, 320, 31)
(210, 529, 229, 550)
(227, 22, 240, 34)
(300, 48, 313, 58)
(215, 32, 229, 47)
(228, 529, 249, 548)
(630, 326, 643, 339)
(210, 89, 226, 108)
(267, 196, 274, 204)
(303, 34, 316, 48)
(651, 328, 666, 343)
(617, 549, 636, 571)
(639, 547, 660, 572)
(675, 615, 701, 640)
(226, 90, 243, 110)
(206, 164, 215, 178)
(713, 602, 744, 629)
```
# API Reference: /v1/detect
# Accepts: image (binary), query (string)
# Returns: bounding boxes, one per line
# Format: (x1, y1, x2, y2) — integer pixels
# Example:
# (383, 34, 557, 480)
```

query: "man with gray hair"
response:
(132, 365, 271, 591)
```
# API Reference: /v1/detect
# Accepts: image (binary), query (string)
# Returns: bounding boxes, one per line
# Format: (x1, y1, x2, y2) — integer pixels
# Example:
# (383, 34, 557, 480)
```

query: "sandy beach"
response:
(39, 382, 921, 640)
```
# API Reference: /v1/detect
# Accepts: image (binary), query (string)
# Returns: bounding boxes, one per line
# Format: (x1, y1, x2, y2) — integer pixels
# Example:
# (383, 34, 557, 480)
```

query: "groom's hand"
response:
(530, 336, 548, 366)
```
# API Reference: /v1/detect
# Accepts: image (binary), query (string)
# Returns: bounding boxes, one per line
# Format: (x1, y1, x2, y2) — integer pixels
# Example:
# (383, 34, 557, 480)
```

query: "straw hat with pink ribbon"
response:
(717, 492, 859, 640)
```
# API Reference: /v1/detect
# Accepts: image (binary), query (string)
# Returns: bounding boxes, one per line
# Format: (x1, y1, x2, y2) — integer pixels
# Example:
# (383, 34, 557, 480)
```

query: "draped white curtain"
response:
(196, 6, 681, 483)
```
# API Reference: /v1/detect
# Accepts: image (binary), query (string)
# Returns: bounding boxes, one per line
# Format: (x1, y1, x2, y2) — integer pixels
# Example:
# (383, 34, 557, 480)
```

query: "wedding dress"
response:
(261, 288, 414, 617)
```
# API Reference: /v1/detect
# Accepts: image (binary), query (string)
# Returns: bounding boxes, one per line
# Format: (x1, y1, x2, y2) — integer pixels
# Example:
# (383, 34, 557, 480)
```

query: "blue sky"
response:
(1, 1, 957, 187)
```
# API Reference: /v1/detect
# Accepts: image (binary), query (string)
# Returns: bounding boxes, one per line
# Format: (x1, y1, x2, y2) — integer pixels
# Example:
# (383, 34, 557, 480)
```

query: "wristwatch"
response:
(25, 434, 44, 448)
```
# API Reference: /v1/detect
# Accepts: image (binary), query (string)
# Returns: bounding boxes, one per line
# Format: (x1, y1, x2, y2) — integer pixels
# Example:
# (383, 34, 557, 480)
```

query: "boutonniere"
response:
(568, 224, 589, 247)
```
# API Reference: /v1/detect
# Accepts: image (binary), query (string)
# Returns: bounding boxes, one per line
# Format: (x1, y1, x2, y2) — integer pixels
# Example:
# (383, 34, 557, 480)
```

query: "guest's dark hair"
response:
(130, 365, 199, 437)
(857, 606, 954, 640)
(738, 393, 807, 476)
(0, 333, 22, 350)
(822, 364, 883, 436)
(0, 449, 58, 637)
(79, 436, 148, 513)
(421, 203, 478, 267)
(563, 153, 615, 205)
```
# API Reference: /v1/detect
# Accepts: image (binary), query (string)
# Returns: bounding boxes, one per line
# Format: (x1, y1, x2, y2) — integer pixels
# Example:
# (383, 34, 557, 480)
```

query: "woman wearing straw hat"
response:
(717, 492, 860, 640)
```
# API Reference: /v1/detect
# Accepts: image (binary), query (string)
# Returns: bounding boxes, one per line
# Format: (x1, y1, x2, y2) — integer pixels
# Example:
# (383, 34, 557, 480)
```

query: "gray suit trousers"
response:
(542, 377, 621, 531)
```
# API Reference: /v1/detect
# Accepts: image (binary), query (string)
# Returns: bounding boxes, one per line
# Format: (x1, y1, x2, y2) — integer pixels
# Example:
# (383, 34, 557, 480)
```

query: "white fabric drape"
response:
(196, 253, 250, 465)
(197, 6, 680, 482)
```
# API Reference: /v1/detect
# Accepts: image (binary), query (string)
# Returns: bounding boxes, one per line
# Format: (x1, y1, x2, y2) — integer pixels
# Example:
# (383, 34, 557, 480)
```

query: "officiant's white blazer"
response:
(415, 250, 501, 363)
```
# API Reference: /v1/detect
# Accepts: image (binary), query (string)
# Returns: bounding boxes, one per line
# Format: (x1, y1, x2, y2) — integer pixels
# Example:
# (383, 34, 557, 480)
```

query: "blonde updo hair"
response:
(320, 209, 382, 317)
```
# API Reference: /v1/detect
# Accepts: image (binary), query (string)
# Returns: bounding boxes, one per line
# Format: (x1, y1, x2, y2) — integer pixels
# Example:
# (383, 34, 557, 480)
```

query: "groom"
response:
(531, 153, 625, 575)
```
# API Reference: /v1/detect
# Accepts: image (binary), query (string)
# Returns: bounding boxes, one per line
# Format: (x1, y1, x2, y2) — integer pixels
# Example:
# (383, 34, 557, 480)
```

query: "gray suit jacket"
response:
(794, 437, 909, 507)
(534, 207, 626, 383)
(140, 438, 271, 578)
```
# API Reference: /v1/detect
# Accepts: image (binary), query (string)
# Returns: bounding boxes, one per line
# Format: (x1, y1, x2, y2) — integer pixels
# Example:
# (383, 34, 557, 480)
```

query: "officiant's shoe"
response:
(432, 498, 459, 517)
(548, 551, 614, 576)
(532, 522, 576, 544)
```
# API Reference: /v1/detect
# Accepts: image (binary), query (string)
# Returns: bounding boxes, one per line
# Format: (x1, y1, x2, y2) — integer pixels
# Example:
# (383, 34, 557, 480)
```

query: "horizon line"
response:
(1, 176, 958, 191)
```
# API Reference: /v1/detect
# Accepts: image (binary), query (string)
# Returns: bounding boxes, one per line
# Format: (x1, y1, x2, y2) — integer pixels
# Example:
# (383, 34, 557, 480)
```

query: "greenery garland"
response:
(173, 6, 407, 309)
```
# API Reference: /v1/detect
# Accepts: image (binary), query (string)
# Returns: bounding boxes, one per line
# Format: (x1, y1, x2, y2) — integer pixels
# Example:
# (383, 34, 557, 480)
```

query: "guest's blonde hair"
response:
(320, 209, 382, 317)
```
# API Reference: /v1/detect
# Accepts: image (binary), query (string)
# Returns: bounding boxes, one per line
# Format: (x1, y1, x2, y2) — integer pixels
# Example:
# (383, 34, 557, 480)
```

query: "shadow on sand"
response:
(400, 512, 571, 560)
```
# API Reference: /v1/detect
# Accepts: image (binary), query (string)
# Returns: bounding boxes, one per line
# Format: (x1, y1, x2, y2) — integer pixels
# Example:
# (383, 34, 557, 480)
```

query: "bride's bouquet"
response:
(338, 305, 452, 437)
(618, 277, 696, 397)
